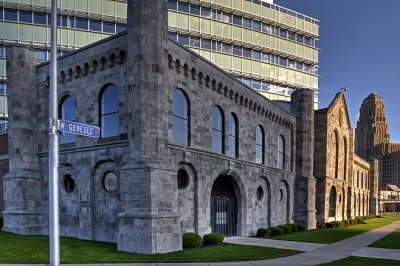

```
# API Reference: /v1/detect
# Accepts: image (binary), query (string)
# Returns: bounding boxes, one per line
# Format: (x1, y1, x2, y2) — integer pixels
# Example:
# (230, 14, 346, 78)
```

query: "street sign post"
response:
(59, 120, 100, 138)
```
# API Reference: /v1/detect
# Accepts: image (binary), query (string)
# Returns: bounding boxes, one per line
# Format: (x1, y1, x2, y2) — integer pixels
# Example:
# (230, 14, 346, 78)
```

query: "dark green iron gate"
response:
(211, 196, 237, 237)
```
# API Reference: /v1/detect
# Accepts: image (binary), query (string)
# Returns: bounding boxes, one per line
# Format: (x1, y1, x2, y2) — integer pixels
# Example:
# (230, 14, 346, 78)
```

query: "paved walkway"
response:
(1, 220, 400, 266)
(225, 220, 400, 265)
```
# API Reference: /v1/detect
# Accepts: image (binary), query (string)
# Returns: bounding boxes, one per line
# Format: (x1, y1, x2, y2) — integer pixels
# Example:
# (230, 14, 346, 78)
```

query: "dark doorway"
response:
(211, 175, 238, 237)
(329, 186, 337, 218)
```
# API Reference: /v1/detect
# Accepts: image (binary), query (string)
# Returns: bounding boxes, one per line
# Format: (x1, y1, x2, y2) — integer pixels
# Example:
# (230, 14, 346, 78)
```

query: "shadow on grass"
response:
(320, 256, 400, 265)
(370, 228, 400, 249)
(0, 230, 300, 264)
(273, 215, 400, 244)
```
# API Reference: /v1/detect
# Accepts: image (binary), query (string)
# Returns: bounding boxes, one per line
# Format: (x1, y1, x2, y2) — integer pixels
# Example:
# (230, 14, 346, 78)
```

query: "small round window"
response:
(256, 186, 264, 201)
(177, 169, 189, 189)
(103, 172, 118, 192)
(64, 175, 75, 193)
(279, 189, 284, 201)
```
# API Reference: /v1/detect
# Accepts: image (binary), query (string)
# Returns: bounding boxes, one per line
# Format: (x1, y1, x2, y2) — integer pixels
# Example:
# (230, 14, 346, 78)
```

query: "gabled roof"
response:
(383, 184, 400, 192)
(316, 92, 352, 129)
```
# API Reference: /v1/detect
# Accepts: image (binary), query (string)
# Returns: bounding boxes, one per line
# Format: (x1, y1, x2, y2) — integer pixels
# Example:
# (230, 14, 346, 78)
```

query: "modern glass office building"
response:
(0, 0, 319, 126)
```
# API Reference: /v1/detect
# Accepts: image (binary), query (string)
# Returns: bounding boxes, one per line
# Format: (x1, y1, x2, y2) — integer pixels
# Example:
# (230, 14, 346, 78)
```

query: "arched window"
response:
(100, 84, 119, 138)
(361, 173, 364, 189)
(226, 113, 238, 158)
(329, 186, 337, 217)
(211, 106, 224, 154)
(277, 135, 285, 169)
(59, 96, 76, 144)
(255, 125, 265, 164)
(343, 137, 348, 180)
(334, 130, 339, 178)
(172, 89, 190, 146)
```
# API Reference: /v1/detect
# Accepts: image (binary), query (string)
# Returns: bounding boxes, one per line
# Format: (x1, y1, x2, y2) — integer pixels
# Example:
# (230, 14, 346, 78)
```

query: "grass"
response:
(370, 227, 400, 249)
(273, 214, 400, 244)
(320, 256, 400, 265)
(0, 230, 300, 264)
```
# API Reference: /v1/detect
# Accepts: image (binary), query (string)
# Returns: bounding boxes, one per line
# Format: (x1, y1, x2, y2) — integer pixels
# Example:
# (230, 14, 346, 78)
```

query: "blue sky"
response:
(275, 0, 400, 143)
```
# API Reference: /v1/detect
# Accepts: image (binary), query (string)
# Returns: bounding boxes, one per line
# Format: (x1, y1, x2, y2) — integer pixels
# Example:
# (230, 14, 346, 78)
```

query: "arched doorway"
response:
(210, 175, 239, 236)
(329, 186, 337, 218)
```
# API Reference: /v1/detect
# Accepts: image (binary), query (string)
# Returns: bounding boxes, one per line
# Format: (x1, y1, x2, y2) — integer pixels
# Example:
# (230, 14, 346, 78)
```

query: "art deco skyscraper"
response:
(355, 93, 400, 186)
(355, 93, 390, 160)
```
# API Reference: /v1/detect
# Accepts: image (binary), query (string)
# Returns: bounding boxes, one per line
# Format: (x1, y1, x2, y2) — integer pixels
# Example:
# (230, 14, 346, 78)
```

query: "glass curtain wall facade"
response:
(0, 0, 319, 125)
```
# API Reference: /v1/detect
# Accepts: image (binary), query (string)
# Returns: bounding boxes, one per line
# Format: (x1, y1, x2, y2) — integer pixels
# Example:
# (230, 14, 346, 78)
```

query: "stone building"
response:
(3, 0, 317, 254)
(379, 184, 400, 213)
(355, 93, 400, 187)
(0, 129, 7, 215)
(314, 92, 378, 222)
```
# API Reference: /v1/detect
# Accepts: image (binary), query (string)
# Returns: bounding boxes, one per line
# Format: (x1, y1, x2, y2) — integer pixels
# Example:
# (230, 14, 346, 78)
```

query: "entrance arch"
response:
(210, 175, 240, 236)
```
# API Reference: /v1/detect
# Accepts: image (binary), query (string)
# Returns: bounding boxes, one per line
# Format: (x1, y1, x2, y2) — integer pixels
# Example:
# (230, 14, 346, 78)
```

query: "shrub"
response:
(350, 219, 358, 226)
(269, 227, 284, 236)
(355, 217, 367, 224)
(326, 222, 335, 228)
(0, 217, 2, 228)
(287, 223, 298, 232)
(277, 224, 292, 234)
(316, 221, 325, 229)
(296, 223, 306, 231)
(326, 221, 344, 228)
(343, 220, 350, 227)
(377, 215, 383, 218)
(256, 228, 271, 238)
(203, 233, 224, 245)
(182, 232, 202, 249)
(336, 221, 344, 228)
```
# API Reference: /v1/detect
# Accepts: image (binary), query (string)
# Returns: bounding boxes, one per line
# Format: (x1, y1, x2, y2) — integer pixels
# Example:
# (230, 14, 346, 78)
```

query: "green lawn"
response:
(321, 256, 400, 265)
(0, 231, 300, 264)
(273, 214, 400, 244)
(370, 227, 400, 249)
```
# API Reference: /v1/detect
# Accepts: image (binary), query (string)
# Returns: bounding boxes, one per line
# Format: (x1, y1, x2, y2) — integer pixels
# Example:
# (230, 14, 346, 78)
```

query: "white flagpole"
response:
(49, 0, 60, 265)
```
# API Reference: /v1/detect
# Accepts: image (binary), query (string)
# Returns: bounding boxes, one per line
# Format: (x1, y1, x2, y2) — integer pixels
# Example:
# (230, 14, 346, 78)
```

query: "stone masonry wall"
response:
(7, 0, 298, 254)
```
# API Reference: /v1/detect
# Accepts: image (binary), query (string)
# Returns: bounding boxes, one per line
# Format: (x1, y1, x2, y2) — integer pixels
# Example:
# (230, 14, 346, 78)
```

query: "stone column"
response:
(369, 158, 379, 215)
(3, 45, 43, 234)
(291, 89, 316, 229)
(118, 0, 181, 254)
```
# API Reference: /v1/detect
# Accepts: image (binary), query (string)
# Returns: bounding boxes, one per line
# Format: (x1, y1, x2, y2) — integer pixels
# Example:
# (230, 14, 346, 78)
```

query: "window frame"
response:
(99, 84, 120, 138)
(277, 135, 285, 169)
(255, 125, 265, 164)
(211, 106, 225, 154)
(227, 113, 239, 158)
(171, 89, 190, 146)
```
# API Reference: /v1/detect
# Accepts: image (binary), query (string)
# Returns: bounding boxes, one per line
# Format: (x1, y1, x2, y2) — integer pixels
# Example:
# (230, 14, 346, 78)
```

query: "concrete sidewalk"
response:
(1, 220, 400, 266)
(224, 236, 326, 252)
(235, 220, 400, 265)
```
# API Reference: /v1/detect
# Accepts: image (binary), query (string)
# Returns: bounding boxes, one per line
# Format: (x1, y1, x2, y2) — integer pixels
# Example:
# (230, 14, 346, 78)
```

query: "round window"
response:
(103, 172, 118, 192)
(177, 169, 189, 189)
(256, 186, 264, 201)
(64, 175, 75, 193)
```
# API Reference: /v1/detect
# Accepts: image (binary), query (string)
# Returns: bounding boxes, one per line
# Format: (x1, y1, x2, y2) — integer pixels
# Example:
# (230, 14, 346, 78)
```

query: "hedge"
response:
(269, 227, 284, 236)
(182, 232, 202, 249)
(203, 233, 224, 245)
(277, 224, 292, 234)
(287, 223, 298, 232)
(256, 228, 271, 238)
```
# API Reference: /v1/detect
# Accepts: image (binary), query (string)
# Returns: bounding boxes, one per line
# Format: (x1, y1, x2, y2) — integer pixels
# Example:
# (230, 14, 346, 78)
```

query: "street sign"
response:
(58, 120, 100, 138)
